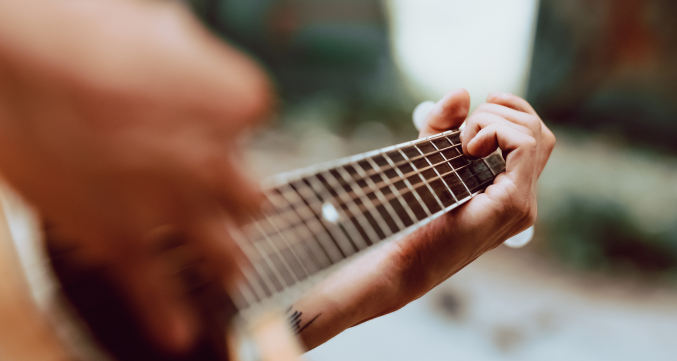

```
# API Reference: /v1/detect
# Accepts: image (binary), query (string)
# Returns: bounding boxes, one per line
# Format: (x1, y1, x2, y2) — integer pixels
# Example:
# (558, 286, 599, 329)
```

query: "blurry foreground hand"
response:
(0, 0, 271, 353)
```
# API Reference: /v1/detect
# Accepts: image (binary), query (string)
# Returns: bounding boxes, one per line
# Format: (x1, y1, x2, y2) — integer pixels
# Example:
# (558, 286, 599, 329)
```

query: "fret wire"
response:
(350, 141, 462, 193)
(280, 218, 332, 271)
(365, 156, 419, 224)
(265, 212, 325, 275)
(250, 220, 295, 288)
(334, 166, 394, 238)
(274, 158, 476, 229)
(309, 172, 371, 252)
(381, 150, 433, 218)
(359, 132, 462, 178)
(228, 227, 276, 299)
(482, 156, 497, 177)
(330, 153, 472, 213)
(348, 161, 408, 231)
(263, 193, 328, 273)
(319, 170, 382, 245)
(444, 134, 487, 193)
(289, 181, 357, 258)
(398, 147, 450, 209)
(277, 185, 346, 263)
(260, 213, 312, 279)
(421, 141, 460, 204)
(303, 176, 364, 253)
(432, 137, 473, 197)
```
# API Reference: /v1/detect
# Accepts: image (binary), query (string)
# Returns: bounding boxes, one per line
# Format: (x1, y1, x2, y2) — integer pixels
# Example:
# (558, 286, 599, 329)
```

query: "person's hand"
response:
(0, 0, 271, 352)
(290, 89, 555, 350)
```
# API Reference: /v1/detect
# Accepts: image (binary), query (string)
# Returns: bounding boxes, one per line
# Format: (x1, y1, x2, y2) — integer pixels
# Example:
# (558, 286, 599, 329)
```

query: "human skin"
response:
(0, 0, 272, 353)
(0, 0, 555, 357)
(291, 89, 556, 350)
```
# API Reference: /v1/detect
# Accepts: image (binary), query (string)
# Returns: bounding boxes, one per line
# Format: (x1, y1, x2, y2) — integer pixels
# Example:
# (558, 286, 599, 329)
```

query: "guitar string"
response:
(333, 166, 394, 239)
(274, 186, 345, 264)
(232, 132, 465, 302)
(245, 157, 494, 287)
(289, 180, 358, 257)
(303, 176, 363, 254)
(260, 198, 324, 274)
(428, 138, 473, 197)
(317, 171, 381, 246)
(269, 149, 480, 223)
(312, 173, 369, 252)
(250, 142, 487, 266)
(252, 138, 488, 254)
(238, 134, 500, 298)
(315, 140, 467, 206)
(397, 145, 449, 211)
(365, 154, 420, 230)
(377, 147, 434, 219)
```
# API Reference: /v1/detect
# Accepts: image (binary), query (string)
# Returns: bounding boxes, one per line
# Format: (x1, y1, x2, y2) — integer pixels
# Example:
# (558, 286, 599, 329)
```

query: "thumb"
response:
(415, 89, 471, 138)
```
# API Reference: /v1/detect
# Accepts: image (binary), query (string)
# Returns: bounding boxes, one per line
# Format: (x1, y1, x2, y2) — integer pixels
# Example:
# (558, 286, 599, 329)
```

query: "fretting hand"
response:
(291, 89, 555, 350)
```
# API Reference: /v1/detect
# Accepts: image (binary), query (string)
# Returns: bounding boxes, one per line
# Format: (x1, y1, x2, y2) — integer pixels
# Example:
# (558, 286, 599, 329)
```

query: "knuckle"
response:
(546, 129, 557, 148)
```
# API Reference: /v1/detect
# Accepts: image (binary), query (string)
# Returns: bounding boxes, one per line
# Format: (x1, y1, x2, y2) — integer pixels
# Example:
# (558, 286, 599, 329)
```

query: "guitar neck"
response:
(229, 129, 505, 315)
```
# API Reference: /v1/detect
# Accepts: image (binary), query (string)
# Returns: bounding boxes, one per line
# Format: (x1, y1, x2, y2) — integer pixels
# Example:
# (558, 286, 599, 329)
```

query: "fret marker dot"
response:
(322, 202, 340, 223)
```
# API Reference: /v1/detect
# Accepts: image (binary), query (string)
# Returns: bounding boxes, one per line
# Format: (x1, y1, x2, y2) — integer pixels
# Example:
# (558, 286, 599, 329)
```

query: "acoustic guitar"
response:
(1, 128, 510, 360)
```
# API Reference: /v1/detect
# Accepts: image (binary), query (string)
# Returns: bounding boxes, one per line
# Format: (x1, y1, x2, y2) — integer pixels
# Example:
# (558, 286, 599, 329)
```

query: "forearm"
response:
(291, 212, 495, 350)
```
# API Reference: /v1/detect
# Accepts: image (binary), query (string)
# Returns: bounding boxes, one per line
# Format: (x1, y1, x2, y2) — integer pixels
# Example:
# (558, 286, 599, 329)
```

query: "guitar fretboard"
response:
(229, 130, 505, 312)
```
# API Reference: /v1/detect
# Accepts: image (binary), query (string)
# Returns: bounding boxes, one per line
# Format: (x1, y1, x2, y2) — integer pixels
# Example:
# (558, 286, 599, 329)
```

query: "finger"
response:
(476, 98, 555, 178)
(472, 103, 541, 134)
(466, 123, 537, 186)
(537, 124, 556, 177)
(418, 89, 470, 138)
(176, 146, 263, 223)
(180, 202, 249, 290)
(486, 92, 537, 115)
(461, 112, 532, 157)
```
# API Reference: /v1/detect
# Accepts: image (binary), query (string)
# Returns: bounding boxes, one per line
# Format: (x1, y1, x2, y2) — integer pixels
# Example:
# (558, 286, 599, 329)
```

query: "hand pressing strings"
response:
(289, 89, 555, 351)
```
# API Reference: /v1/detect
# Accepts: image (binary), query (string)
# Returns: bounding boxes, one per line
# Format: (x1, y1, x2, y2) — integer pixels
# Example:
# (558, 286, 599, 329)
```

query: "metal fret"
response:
(290, 179, 358, 257)
(381, 150, 433, 219)
(260, 213, 313, 279)
(421, 137, 461, 205)
(333, 166, 392, 239)
(303, 176, 364, 252)
(315, 172, 376, 247)
(262, 196, 326, 275)
(275, 185, 345, 263)
(321, 170, 383, 244)
(364, 157, 418, 227)
(428, 137, 473, 198)
(397, 146, 450, 210)
(248, 221, 293, 289)
(229, 227, 276, 299)
(349, 162, 407, 232)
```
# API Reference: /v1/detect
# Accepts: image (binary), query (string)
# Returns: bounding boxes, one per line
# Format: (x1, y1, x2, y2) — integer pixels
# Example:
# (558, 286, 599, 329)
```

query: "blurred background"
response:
(183, 0, 677, 360)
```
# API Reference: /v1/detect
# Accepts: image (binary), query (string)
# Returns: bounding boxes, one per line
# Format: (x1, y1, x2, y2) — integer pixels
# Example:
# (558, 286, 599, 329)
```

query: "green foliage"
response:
(541, 196, 677, 278)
